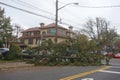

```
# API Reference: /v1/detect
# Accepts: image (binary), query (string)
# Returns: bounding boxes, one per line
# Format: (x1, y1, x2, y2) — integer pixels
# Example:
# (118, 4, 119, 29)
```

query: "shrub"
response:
(8, 43, 22, 60)
(0, 55, 2, 59)
(59, 61, 70, 66)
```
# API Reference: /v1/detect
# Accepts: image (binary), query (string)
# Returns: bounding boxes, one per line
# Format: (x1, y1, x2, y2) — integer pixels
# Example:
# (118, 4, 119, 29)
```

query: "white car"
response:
(0, 48, 9, 55)
(101, 51, 107, 55)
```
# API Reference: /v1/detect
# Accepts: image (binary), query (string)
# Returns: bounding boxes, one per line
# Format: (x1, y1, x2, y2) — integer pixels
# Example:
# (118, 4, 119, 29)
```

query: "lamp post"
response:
(55, 0, 78, 43)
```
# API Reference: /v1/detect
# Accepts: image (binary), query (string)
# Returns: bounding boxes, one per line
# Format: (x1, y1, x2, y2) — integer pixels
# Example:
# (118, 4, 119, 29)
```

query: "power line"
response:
(59, 1, 120, 8)
(0, 1, 55, 21)
(57, 2, 82, 26)
(0, 1, 82, 30)
(11, 0, 55, 15)
(76, 5, 120, 8)
(15, 0, 81, 27)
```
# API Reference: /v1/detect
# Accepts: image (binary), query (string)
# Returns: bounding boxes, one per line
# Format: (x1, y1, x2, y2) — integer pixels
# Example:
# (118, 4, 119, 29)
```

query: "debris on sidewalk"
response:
(0, 62, 34, 71)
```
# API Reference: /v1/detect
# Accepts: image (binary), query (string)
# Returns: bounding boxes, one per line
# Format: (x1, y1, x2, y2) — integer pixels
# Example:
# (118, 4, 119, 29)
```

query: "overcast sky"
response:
(0, 0, 120, 33)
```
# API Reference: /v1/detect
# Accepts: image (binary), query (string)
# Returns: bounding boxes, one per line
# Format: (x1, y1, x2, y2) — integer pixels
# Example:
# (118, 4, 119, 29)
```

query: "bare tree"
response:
(81, 17, 118, 53)
(81, 17, 110, 40)
(13, 24, 24, 42)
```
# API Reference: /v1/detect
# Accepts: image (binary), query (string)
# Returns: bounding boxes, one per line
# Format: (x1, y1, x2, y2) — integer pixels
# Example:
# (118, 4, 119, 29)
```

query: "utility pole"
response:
(55, 0, 58, 43)
(55, 0, 78, 43)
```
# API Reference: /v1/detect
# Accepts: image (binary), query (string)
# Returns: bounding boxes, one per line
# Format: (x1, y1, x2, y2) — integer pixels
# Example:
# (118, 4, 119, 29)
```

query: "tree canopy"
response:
(81, 17, 118, 53)
(0, 7, 13, 47)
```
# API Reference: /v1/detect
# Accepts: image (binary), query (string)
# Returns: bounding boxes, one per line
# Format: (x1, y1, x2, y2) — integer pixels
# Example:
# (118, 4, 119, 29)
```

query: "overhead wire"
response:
(13, 0, 80, 26)
(58, 1, 120, 30)
(59, 1, 120, 8)
(0, 1, 76, 28)
(11, 0, 55, 15)
(8, 0, 82, 28)
(2, 0, 120, 30)
(0, 1, 55, 21)
(58, 2, 83, 27)
(74, 5, 120, 8)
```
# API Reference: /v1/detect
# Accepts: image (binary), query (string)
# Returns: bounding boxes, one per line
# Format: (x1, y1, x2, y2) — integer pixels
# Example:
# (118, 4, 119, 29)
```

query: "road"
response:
(0, 59, 119, 80)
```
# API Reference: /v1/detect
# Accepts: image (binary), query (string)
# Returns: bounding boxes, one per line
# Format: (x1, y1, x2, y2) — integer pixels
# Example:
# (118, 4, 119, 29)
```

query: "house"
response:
(19, 23, 74, 48)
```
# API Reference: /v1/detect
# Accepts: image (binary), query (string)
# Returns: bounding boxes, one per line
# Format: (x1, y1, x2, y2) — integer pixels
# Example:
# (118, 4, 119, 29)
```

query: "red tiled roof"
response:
(22, 27, 40, 32)
(41, 23, 67, 30)
(22, 23, 67, 32)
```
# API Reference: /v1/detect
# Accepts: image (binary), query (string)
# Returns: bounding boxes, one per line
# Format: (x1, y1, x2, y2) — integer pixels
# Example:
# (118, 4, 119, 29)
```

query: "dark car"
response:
(0, 48, 9, 59)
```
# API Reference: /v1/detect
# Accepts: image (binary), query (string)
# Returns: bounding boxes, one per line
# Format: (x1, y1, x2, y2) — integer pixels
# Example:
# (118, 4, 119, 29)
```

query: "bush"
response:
(59, 61, 70, 66)
(8, 43, 22, 60)
(0, 55, 2, 59)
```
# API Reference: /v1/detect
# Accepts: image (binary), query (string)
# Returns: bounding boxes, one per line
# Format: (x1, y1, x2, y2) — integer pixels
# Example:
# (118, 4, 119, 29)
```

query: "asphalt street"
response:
(75, 66, 120, 80)
(75, 59, 120, 80)
(0, 59, 119, 80)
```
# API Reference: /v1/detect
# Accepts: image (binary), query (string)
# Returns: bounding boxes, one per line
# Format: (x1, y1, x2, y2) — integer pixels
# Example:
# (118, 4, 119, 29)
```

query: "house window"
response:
(42, 31, 46, 36)
(26, 32, 31, 36)
(34, 32, 40, 36)
(41, 31, 46, 40)
(47, 29, 56, 35)
(59, 29, 66, 35)
(21, 39, 24, 44)
(28, 39, 33, 44)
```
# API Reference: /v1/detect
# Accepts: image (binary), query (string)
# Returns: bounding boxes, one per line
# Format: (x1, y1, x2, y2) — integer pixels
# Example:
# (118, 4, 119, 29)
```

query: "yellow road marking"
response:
(60, 66, 112, 80)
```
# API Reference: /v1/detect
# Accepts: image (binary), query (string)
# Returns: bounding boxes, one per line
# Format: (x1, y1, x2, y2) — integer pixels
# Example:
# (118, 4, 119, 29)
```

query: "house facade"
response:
(20, 23, 74, 47)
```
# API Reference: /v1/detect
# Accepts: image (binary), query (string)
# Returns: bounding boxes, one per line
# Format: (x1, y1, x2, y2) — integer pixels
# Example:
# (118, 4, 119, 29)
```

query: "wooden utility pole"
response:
(55, 0, 58, 43)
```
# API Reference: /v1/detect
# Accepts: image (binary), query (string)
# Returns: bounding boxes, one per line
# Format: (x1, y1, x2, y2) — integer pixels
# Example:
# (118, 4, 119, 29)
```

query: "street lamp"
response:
(58, 3, 79, 10)
(55, 0, 78, 43)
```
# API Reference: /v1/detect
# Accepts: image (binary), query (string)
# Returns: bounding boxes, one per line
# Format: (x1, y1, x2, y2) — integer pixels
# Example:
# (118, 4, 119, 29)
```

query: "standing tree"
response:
(81, 17, 118, 53)
(82, 17, 110, 40)
(13, 24, 24, 42)
(0, 7, 13, 48)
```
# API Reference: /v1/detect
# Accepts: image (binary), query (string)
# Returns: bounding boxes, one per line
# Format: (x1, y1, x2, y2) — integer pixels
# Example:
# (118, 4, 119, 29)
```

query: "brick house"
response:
(19, 23, 74, 48)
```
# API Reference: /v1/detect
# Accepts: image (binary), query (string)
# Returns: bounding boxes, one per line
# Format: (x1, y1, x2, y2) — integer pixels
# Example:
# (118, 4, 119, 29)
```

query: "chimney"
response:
(40, 23, 45, 27)
(69, 25, 73, 31)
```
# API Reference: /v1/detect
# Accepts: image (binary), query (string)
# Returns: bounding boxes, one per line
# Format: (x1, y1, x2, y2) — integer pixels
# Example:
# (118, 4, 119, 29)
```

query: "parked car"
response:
(22, 50, 29, 55)
(106, 52, 113, 57)
(0, 48, 9, 59)
(113, 53, 120, 58)
(0, 48, 9, 54)
(101, 51, 107, 55)
(101, 51, 113, 57)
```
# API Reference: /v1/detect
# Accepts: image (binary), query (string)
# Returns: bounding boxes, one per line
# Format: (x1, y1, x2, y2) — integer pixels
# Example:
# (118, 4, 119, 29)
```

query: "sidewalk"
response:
(0, 62, 34, 71)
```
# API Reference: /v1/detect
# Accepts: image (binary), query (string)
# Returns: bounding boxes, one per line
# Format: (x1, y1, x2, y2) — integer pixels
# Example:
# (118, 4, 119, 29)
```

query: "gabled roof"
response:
(41, 23, 68, 30)
(22, 23, 68, 33)
(22, 27, 40, 32)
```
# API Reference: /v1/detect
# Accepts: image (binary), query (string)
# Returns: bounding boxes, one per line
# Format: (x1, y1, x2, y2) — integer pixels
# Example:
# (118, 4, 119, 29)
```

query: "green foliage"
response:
(0, 40, 3, 48)
(53, 42, 67, 56)
(59, 61, 70, 66)
(72, 34, 89, 53)
(32, 52, 103, 66)
(0, 8, 13, 47)
(0, 55, 2, 59)
(8, 43, 22, 60)
(46, 39, 54, 50)
(88, 40, 97, 53)
(25, 47, 33, 55)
